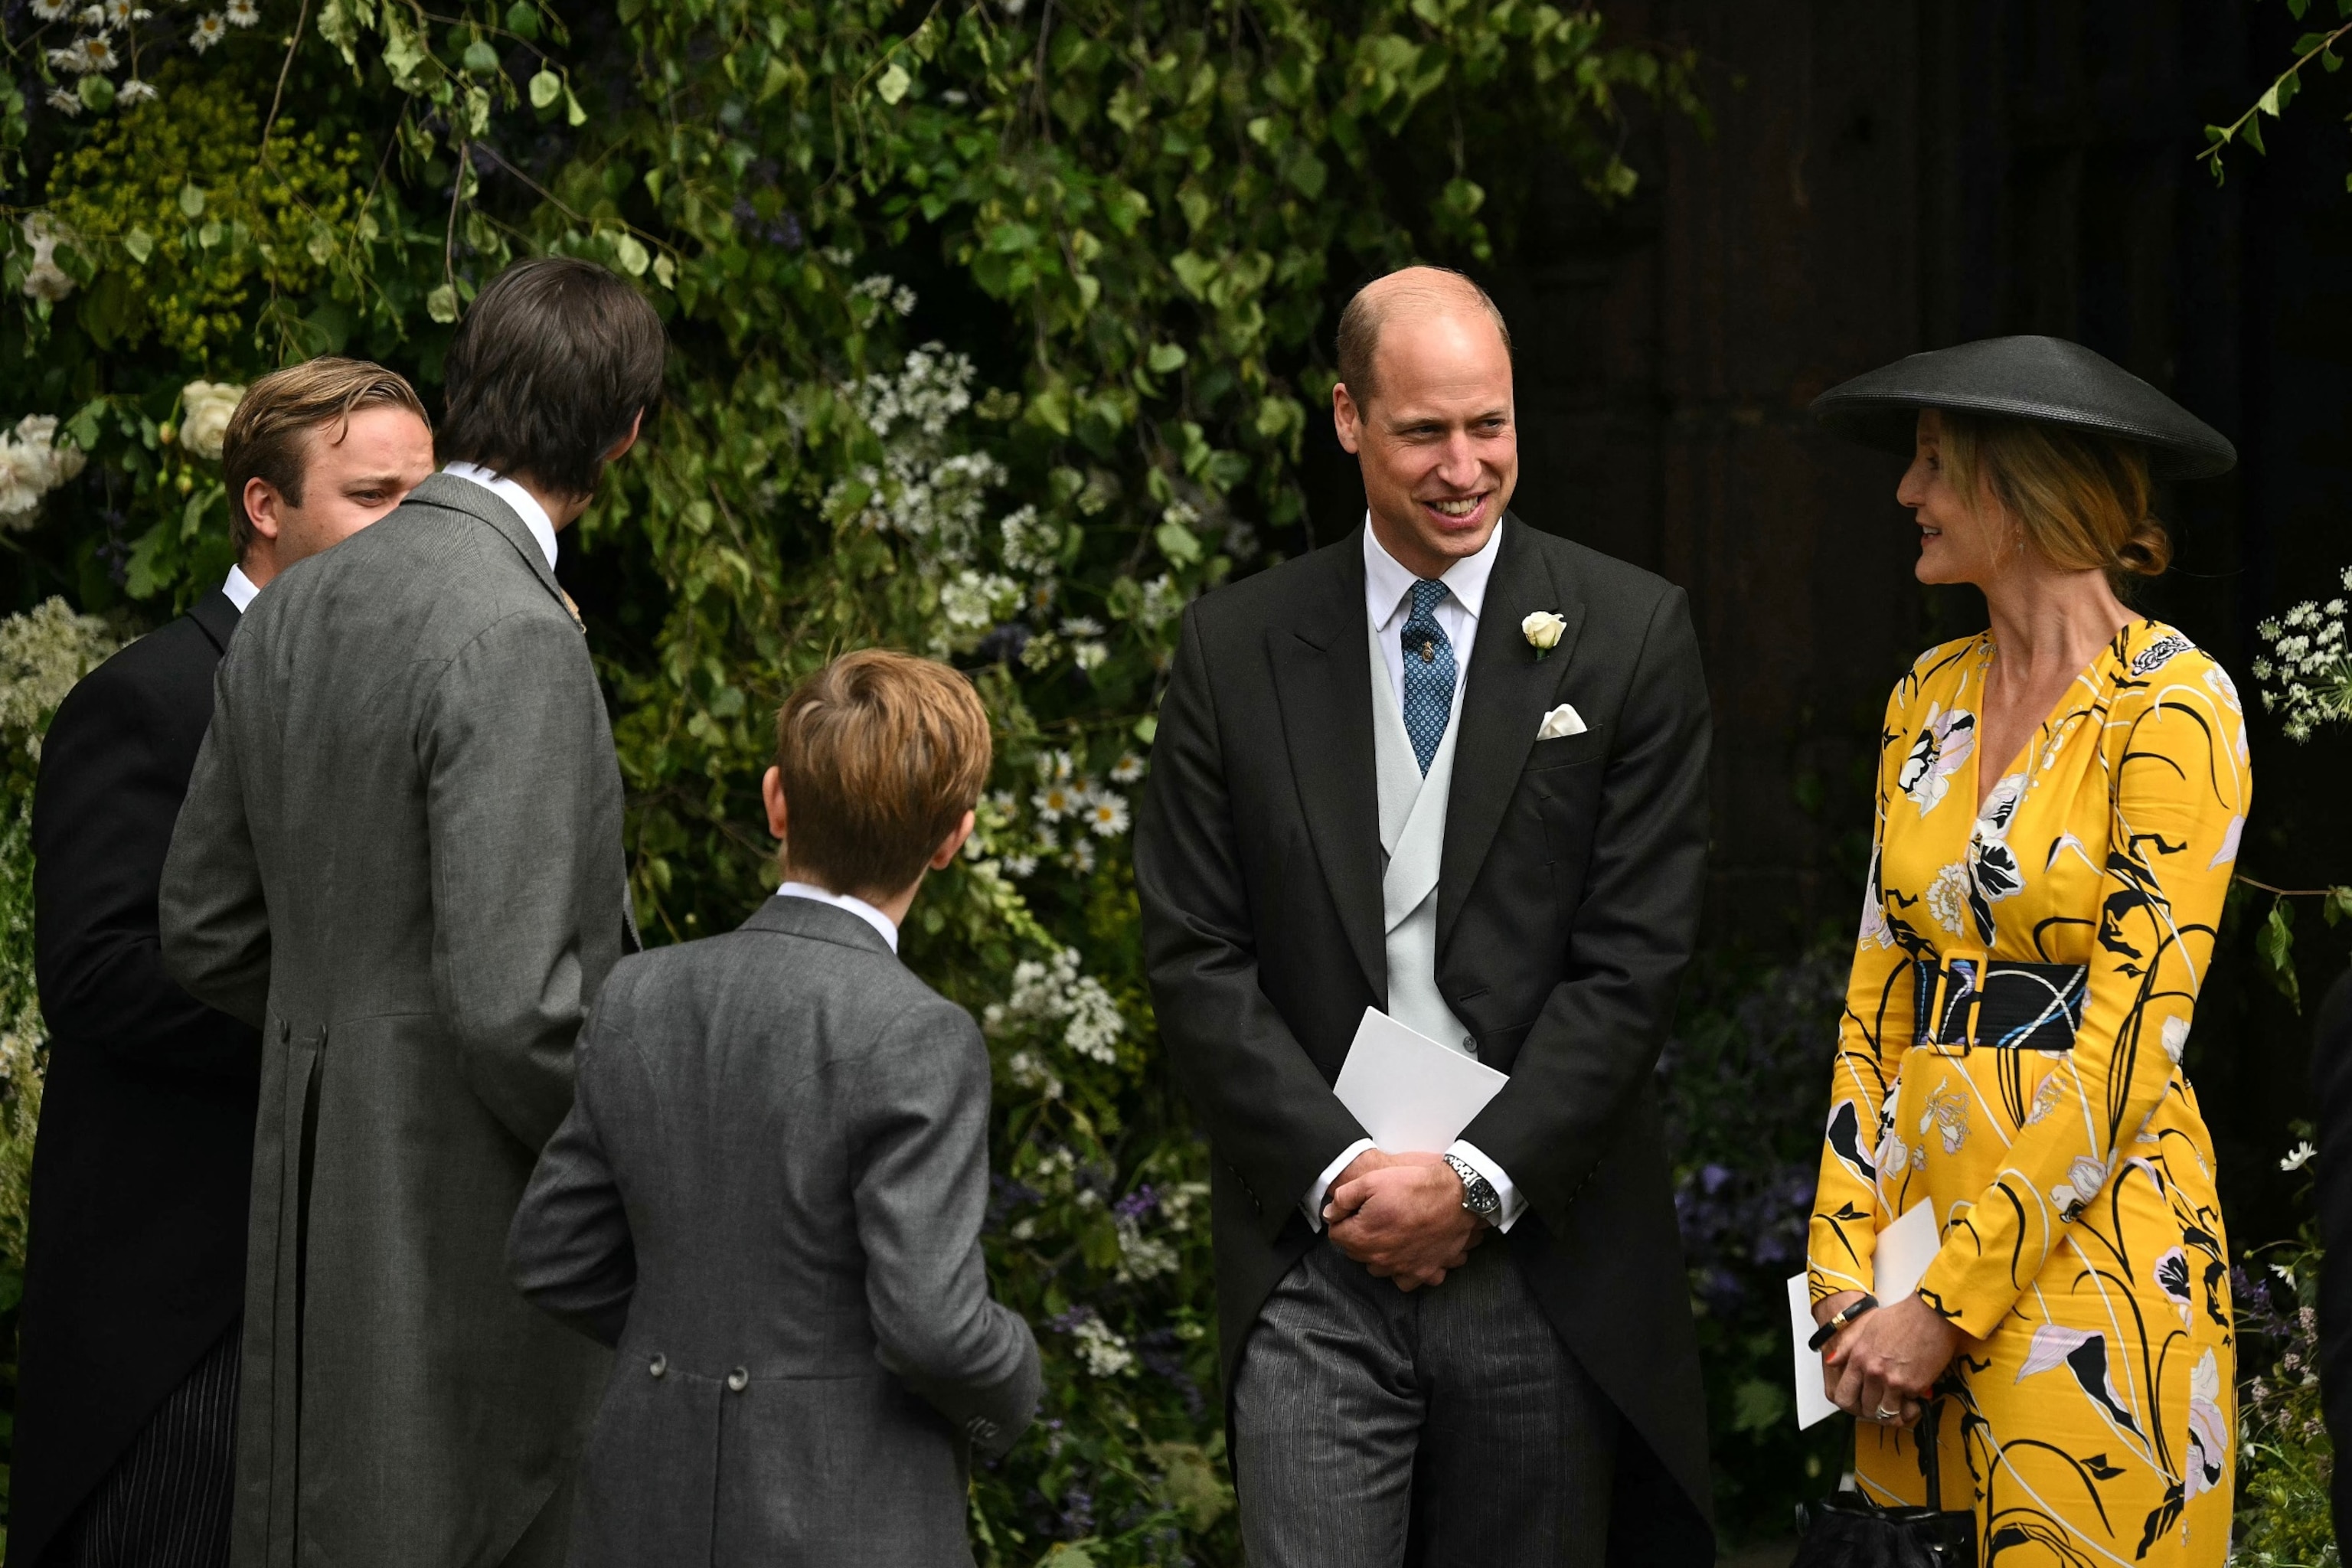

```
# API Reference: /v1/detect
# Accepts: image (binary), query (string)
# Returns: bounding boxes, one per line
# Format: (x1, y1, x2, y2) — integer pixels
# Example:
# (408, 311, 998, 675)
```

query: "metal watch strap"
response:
(1442, 1152, 1501, 1224)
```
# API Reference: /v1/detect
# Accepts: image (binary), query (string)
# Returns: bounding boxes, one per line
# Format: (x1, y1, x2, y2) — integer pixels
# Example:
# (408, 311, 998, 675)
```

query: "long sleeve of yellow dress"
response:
(1806, 675, 1919, 1302)
(1914, 646, 2251, 1337)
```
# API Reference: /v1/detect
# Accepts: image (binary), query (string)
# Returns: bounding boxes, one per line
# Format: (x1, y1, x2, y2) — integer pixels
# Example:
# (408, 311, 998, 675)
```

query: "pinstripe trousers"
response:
(54, 1325, 238, 1568)
(1231, 1236, 1617, 1567)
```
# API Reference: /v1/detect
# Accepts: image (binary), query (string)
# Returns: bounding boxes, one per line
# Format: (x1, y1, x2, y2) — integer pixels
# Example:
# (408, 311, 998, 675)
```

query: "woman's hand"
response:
(1824, 1293, 1962, 1427)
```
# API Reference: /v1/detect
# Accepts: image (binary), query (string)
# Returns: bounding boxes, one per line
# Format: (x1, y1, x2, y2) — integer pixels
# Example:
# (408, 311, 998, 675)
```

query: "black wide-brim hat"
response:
(1809, 335, 2236, 480)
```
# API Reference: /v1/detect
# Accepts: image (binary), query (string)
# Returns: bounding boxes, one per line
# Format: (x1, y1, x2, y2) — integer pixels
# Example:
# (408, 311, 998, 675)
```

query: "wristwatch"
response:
(1442, 1152, 1501, 1227)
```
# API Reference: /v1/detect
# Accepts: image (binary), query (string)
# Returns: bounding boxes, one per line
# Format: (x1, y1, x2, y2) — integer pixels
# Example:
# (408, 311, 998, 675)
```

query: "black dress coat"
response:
(1133, 517, 1716, 1564)
(11, 591, 260, 1567)
(2313, 968, 2352, 1540)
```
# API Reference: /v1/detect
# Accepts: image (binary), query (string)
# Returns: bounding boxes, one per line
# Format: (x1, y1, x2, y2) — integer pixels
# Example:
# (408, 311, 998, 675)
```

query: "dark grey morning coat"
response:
(508, 895, 1042, 1566)
(160, 473, 631, 1566)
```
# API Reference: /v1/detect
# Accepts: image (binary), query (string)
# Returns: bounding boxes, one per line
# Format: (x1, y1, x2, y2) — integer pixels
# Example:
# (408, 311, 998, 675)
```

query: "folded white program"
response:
(1788, 1199, 1940, 1429)
(1331, 1006, 1509, 1153)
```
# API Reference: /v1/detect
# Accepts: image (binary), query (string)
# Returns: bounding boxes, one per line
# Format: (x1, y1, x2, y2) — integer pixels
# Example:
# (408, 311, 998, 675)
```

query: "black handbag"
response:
(1791, 1396, 1978, 1568)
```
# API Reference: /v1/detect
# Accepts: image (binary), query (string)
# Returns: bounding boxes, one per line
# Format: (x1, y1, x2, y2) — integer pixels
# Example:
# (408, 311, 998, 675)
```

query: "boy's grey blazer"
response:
(508, 895, 1041, 1567)
(160, 474, 631, 1567)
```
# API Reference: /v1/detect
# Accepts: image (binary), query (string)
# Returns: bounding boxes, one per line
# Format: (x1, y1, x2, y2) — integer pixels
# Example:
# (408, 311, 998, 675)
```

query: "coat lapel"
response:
(188, 587, 240, 654)
(1438, 516, 1583, 956)
(1268, 531, 1386, 1001)
(403, 472, 580, 629)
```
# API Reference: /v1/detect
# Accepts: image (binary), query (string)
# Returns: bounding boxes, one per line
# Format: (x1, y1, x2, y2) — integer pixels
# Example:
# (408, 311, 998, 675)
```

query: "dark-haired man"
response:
(1137, 266, 1715, 1565)
(12, 358, 431, 1568)
(162, 257, 666, 1568)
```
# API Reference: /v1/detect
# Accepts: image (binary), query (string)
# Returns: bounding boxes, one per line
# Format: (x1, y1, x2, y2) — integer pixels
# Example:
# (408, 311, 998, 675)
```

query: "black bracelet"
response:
(1808, 1293, 1880, 1351)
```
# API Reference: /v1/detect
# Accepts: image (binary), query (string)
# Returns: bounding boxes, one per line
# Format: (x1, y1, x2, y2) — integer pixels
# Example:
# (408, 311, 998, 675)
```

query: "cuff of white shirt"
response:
(1301, 1138, 1377, 1232)
(1446, 1139, 1525, 1232)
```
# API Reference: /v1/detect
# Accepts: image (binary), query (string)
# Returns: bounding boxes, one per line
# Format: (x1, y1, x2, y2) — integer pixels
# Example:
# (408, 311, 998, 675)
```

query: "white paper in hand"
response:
(1331, 1006, 1508, 1152)
(1789, 1200, 1942, 1429)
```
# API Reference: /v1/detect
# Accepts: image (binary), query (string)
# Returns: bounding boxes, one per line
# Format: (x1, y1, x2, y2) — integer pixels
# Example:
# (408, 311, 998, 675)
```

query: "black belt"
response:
(1913, 956, 2086, 1053)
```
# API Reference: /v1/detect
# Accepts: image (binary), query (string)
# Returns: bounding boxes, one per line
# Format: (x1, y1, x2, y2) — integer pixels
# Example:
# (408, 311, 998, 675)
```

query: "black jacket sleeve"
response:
(1135, 602, 1370, 1236)
(32, 654, 259, 1077)
(1458, 586, 1712, 1217)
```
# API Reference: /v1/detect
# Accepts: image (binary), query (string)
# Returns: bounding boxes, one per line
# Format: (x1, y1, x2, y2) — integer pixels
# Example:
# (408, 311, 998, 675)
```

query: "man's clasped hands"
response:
(1320, 1149, 1488, 1289)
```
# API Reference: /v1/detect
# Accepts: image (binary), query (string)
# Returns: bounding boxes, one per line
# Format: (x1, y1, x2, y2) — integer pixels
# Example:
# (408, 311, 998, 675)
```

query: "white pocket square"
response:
(1537, 703, 1588, 740)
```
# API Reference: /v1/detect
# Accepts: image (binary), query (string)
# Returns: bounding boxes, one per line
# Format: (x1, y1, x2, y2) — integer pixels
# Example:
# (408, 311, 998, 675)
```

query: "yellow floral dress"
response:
(1807, 620, 2250, 1566)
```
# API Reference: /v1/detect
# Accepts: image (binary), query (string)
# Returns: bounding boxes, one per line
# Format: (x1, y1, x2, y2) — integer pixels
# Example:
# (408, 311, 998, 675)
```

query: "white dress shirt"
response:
(443, 461, 558, 570)
(777, 880, 899, 953)
(1301, 518, 1524, 1233)
(222, 564, 260, 612)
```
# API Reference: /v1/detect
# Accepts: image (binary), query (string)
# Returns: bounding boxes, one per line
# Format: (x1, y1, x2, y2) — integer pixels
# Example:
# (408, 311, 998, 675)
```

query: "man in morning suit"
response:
(1134, 267, 1715, 1566)
(13, 359, 434, 1568)
(159, 258, 665, 1568)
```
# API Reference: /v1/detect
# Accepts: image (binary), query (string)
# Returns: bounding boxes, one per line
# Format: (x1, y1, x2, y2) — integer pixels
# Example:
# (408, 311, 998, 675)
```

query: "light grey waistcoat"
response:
(1369, 619, 1477, 1059)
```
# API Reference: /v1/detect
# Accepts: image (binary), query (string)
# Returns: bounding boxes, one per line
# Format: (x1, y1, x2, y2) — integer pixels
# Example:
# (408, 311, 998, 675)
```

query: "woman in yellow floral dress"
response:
(1803, 337, 2247, 1566)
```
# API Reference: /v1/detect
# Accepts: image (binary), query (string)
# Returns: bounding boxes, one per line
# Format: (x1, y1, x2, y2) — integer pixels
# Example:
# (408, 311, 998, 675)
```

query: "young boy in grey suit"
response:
(508, 649, 1041, 1566)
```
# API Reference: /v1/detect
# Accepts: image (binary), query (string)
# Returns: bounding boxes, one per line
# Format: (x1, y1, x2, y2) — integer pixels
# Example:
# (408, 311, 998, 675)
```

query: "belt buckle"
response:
(1925, 957, 1981, 1057)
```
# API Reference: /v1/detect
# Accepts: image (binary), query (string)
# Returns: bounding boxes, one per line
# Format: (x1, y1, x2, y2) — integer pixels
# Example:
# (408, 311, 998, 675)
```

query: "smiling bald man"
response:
(1135, 266, 1717, 1566)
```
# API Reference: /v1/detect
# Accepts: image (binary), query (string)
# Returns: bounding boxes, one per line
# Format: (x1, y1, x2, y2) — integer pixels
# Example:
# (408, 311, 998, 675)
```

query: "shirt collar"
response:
(223, 564, 260, 612)
(776, 880, 900, 952)
(442, 461, 558, 571)
(1362, 511, 1504, 629)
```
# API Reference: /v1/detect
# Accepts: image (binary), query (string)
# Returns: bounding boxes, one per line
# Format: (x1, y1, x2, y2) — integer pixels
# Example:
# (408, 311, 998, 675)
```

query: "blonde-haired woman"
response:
(1804, 337, 2247, 1565)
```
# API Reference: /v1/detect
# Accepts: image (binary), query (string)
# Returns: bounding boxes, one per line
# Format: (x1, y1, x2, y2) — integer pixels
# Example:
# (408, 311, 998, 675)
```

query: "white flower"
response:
(2281, 1141, 2317, 1173)
(1109, 752, 1145, 785)
(1072, 639, 1108, 671)
(189, 11, 227, 49)
(1924, 862, 1968, 937)
(224, 0, 258, 23)
(1033, 780, 1080, 822)
(1521, 609, 1566, 652)
(117, 77, 158, 104)
(1001, 854, 1037, 880)
(97, 0, 139, 25)
(31, 0, 74, 18)
(1059, 616, 1103, 637)
(43, 87, 82, 116)
(48, 33, 115, 71)
(1071, 1313, 1134, 1377)
(2049, 1154, 2109, 1218)
(1084, 794, 1129, 838)
(0, 413, 89, 528)
(178, 380, 245, 461)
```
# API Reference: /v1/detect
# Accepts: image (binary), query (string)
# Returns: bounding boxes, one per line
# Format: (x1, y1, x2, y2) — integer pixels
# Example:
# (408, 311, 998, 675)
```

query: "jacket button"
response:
(726, 1367, 749, 1392)
(648, 1354, 667, 1378)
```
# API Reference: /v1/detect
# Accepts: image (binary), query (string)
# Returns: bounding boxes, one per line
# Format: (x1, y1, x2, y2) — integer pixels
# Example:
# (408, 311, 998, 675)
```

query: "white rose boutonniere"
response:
(1521, 610, 1566, 660)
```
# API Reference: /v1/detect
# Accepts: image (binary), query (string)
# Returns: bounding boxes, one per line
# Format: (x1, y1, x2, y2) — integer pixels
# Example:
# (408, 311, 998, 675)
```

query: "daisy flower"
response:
(118, 77, 158, 103)
(1084, 794, 1130, 838)
(1033, 782, 1079, 822)
(189, 11, 227, 48)
(50, 34, 116, 70)
(224, 0, 259, 23)
(31, 0, 74, 19)
(45, 86, 82, 113)
(1109, 753, 1145, 784)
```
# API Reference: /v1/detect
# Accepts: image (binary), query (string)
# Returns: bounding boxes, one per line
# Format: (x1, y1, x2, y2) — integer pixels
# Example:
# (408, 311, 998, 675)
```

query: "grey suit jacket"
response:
(160, 473, 631, 1567)
(508, 895, 1040, 1567)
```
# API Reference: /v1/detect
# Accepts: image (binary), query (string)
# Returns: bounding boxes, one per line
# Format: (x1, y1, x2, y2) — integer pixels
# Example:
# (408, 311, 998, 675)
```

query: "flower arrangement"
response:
(0, 414, 87, 528)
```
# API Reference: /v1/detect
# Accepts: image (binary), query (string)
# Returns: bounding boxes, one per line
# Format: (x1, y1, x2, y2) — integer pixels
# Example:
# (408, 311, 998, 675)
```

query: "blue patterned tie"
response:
(1400, 579, 1457, 775)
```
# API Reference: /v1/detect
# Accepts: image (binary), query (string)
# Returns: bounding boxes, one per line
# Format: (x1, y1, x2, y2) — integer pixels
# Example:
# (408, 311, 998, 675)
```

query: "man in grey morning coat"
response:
(160, 257, 667, 1568)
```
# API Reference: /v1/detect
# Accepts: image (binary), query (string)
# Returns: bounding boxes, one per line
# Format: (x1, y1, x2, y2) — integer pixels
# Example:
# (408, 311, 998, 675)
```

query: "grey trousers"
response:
(1232, 1236, 1616, 1568)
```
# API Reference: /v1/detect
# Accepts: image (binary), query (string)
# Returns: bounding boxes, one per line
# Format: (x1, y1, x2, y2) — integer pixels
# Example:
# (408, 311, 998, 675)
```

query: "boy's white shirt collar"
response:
(443, 461, 558, 570)
(1361, 509, 1503, 628)
(223, 564, 260, 612)
(776, 880, 900, 952)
